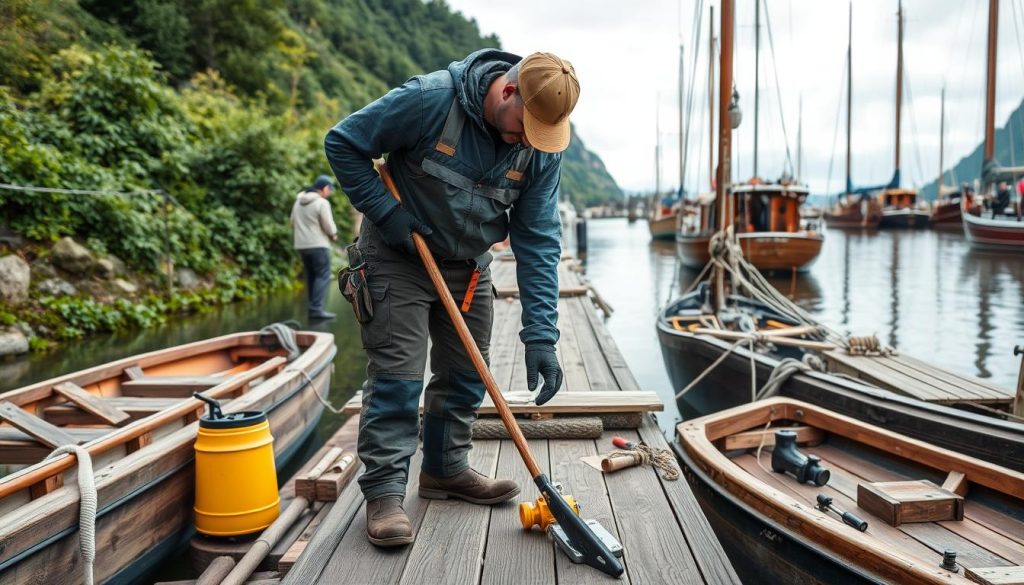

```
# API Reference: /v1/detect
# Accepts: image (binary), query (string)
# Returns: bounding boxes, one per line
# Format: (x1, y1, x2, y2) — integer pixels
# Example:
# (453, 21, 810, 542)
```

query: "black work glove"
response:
(525, 343, 563, 405)
(376, 205, 433, 254)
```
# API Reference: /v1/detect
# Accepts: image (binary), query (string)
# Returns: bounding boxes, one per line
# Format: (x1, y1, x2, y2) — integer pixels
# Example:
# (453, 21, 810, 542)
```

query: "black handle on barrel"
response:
(192, 392, 224, 419)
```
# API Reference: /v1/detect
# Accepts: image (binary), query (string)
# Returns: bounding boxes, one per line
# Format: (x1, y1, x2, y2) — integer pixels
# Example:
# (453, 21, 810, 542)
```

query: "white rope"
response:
(259, 323, 301, 362)
(46, 445, 97, 585)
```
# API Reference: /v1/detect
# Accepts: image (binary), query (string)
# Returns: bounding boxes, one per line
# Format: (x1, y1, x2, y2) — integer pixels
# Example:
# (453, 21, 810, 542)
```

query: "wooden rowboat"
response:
(676, 397, 1024, 585)
(0, 330, 335, 585)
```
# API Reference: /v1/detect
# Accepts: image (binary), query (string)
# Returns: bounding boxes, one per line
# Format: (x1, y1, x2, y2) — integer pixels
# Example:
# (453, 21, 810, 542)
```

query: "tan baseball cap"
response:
(519, 52, 580, 153)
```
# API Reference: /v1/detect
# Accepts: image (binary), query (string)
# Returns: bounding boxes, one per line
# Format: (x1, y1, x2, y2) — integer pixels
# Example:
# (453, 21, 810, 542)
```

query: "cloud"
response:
(446, 0, 1024, 195)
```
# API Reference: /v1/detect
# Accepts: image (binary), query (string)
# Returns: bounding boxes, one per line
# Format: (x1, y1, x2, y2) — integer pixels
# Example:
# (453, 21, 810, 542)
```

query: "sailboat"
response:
(823, 4, 885, 229)
(930, 86, 965, 226)
(962, 0, 1024, 248)
(877, 1, 930, 228)
(677, 0, 823, 272)
(647, 99, 679, 240)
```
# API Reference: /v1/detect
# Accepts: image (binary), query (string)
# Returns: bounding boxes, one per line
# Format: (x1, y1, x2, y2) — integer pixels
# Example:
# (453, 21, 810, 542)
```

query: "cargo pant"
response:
(352, 221, 493, 502)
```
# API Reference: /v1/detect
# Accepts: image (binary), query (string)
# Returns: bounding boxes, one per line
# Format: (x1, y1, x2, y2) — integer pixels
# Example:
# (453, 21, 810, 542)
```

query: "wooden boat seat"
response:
(43, 397, 183, 426)
(121, 375, 232, 397)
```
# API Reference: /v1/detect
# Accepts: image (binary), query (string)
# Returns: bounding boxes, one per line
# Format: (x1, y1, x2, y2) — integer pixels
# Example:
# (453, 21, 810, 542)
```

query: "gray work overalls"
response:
(353, 86, 534, 502)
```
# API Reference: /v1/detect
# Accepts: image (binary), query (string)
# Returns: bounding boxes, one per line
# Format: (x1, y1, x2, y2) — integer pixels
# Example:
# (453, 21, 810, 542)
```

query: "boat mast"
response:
(655, 96, 662, 201)
(894, 0, 904, 185)
(709, 4, 716, 191)
(797, 94, 803, 181)
(679, 43, 686, 197)
(714, 0, 735, 311)
(753, 0, 760, 179)
(938, 84, 945, 195)
(845, 1, 852, 196)
(984, 0, 998, 179)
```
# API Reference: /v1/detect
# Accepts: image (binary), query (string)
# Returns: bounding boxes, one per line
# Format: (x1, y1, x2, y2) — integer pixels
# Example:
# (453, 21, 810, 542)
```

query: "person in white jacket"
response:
(291, 175, 338, 319)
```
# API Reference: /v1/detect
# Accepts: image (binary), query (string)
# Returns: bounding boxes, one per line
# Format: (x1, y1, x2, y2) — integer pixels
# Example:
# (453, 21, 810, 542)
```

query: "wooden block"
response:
(314, 454, 357, 502)
(0, 401, 76, 447)
(54, 382, 132, 426)
(294, 447, 344, 501)
(124, 365, 145, 380)
(966, 566, 1024, 585)
(340, 390, 663, 415)
(121, 376, 228, 397)
(720, 425, 825, 451)
(857, 480, 964, 526)
(942, 470, 969, 496)
(29, 474, 64, 499)
(126, 431, 153, 454)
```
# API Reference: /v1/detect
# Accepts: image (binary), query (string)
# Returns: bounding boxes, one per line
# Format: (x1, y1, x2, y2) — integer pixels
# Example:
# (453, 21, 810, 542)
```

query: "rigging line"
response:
(1012, 0, 1024, 105)
(681, 0, 706, 195)
(762, 0, 795, 178)
(825, 55, 848, 198)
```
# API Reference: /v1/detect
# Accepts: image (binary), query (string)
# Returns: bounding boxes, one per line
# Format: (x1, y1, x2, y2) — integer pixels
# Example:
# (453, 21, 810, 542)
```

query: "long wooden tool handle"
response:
(376, 162, 542, 479)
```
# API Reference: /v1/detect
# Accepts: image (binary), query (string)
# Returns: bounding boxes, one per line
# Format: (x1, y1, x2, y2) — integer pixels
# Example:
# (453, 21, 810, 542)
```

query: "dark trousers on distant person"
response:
(298, 247, 331, 316)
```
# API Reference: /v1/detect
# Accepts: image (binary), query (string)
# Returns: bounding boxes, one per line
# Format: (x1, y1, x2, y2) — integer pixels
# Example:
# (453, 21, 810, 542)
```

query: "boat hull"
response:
(824, 205, 883, 229)
(648, 215, 677, 240)
(676, 232, 823, 272)
(0, 332, 335, 585)
(929, 199, 962, 226)
(963, 210, 1024, 249)
(879, 208, 930, 228)
(656, 321, 1024, 471)
(674, 442, 881, 585)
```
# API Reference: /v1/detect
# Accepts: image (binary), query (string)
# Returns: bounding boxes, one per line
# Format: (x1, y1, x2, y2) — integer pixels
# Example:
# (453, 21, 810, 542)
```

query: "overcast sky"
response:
(445, 0, 1024, 195)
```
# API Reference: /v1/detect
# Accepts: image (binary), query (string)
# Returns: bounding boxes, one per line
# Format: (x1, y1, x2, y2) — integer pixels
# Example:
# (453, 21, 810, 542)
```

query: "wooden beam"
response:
(719, 425, 824, 451)
(122, 376, 229, 397)
(294, 448, 343, 501)
(124, 365, 145, 380)
(340, 390, 663, 415)
(43, 396, 181, 425)
(965, 566, 1024, 585)
(54, 382, 131, 426)
(314, 454, 357, 502)
(0, 401, 76, 447)
(494, 285, 590, 299)
(942, 470, 969, 497)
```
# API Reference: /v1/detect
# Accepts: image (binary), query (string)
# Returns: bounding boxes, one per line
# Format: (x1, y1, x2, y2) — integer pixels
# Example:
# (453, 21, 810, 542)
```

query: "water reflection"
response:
(583, 219, 1022, 436)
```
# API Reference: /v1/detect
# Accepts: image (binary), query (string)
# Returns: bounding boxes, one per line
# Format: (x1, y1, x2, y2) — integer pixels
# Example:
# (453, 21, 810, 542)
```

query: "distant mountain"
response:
(561, 126, 624, 208)
(920, 97, 1024, 199)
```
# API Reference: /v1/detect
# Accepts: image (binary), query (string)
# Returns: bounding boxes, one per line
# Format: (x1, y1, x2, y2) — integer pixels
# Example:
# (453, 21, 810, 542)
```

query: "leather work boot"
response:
(418, 468, 521, 504)
(365, 496, 415, 547)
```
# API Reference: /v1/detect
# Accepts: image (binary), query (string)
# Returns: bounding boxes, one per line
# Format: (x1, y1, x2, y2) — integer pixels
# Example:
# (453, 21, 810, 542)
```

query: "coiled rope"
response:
(46, 445, 96, 585)
(606, 443, 680, 481)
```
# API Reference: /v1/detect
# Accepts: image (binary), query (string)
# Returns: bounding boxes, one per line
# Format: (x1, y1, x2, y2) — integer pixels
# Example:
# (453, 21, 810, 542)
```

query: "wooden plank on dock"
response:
(480, 440, 554, 585)
(53, 382, 131, 426)
(397, 441, 501, 585)
(339, 390, 664, 416)
(0, 401, 76, 447)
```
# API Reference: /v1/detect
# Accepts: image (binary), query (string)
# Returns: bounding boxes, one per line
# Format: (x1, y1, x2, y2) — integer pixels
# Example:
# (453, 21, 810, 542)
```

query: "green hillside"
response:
(920, 97, 1024, 199)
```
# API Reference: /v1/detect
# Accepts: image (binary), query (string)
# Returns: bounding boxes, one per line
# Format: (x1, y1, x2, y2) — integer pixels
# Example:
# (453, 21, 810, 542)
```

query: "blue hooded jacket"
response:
(324, 49, 562, 345)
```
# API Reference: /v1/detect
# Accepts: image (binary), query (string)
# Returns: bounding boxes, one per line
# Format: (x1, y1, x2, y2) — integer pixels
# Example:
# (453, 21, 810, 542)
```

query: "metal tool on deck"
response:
(815, 494, 868, 532)
(378, 162, 625, 578)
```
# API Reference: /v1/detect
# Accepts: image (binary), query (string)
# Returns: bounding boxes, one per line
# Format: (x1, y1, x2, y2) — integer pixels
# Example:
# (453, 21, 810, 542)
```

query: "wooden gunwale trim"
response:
(677, 397, 1009, 584)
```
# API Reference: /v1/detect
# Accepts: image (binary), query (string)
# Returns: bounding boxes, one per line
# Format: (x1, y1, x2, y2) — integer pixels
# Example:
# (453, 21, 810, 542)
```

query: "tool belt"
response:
(337, 242, 373, 323)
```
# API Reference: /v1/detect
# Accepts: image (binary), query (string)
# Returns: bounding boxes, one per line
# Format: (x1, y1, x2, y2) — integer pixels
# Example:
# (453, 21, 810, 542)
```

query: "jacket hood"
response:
(297, 190, 321, 205)
(448, 48, 522, 132)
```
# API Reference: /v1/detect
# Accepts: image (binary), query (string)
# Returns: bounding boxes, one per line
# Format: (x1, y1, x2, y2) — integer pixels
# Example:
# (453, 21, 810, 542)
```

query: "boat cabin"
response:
(878, 187, 918, 209)
(732, 183, 810, 234)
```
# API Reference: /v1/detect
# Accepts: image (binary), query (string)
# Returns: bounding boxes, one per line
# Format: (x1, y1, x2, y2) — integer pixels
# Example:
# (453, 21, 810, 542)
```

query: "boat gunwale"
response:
(677, 397, 1024, 584)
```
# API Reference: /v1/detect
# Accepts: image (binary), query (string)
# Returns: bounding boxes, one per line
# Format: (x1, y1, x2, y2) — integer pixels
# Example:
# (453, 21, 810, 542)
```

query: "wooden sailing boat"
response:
(677, 0, 823, 272)
(676, 398, 1024, 584)
(824, 3, 885, 229)
(648, 98, 679, 240)
(962, 0, 1024, 249)
(930, 86, 965, 226)
(877, 1, 930, 229)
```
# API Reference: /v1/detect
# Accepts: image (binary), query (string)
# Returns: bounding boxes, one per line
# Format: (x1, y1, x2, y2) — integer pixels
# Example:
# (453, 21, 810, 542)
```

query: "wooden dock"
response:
(276, 257, 739, 584)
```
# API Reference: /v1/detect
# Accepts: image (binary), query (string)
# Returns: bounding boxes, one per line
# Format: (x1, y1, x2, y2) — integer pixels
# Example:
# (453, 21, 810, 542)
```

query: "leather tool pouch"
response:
(338, 242, 374, 323)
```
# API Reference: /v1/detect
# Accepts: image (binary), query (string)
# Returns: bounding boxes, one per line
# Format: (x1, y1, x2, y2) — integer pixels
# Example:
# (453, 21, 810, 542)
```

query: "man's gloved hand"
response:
(525, 343, 563, 405)
(377, 205, 433, 254)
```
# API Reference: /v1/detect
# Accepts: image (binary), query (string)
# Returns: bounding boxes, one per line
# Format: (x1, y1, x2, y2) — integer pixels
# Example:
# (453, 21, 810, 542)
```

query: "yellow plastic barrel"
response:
(193, 394, 279, 536)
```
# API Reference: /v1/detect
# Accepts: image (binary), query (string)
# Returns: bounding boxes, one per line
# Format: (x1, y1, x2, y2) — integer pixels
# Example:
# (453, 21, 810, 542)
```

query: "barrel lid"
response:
(199, 410, 267, 429)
